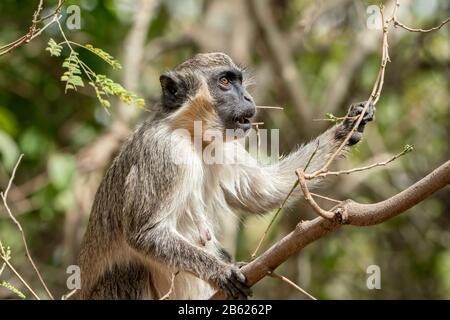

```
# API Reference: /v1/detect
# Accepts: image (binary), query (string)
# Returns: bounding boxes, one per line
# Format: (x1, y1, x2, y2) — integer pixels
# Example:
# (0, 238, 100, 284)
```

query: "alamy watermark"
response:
(66, 265, 81, 290)
(366, 5, 383, 30)
(366, 264, 381, 290)
(66, 5, 81, 30)
(169, 121, 280, 166)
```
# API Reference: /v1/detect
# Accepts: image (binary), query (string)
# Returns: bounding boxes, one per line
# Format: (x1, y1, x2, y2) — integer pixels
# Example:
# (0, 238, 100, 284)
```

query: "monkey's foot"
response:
(212, 265, 253, 300)
(235, 261, 248, 269)
(333, 207, 349, 224)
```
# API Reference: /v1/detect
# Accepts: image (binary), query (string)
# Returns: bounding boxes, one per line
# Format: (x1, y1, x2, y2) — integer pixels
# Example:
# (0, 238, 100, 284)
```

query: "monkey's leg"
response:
(126, 226, 252, 299)
(87, 262, 156, 300)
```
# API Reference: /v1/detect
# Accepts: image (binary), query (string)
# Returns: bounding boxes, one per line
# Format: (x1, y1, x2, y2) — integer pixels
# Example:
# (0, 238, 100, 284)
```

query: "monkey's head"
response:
(160, 53, 256, 136)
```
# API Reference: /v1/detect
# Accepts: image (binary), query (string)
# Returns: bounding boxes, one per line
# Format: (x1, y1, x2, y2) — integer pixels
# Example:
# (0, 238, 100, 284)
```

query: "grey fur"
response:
(76, 53, 373, 300)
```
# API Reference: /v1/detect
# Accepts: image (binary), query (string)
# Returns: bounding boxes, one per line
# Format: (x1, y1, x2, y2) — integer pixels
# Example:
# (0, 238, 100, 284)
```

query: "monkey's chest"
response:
(176, 168, 233, 248)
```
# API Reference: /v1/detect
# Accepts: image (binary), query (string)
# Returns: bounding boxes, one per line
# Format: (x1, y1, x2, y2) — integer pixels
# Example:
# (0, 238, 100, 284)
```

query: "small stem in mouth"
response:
(256, 105, 284, 110)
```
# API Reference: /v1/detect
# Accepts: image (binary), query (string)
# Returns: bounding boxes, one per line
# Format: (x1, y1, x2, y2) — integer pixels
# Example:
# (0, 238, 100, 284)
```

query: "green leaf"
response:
(46, 38, 62, 57)
(54, 189, 75, 211)
(0, 131, 20, 171)
(84, 44, 122, 69)
(1, 281, 26, 299)
(92, 74, 145, 108)
(48, 153, 76, 189)
(0, 105, 19, 136)
(19, 127, 49, 160)
(61, 52, 84, 92)
(404, 144, 414, 153)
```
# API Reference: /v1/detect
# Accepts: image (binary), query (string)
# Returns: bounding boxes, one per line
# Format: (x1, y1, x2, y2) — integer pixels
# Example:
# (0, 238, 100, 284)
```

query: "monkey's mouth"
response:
(233, 116, 251, 131)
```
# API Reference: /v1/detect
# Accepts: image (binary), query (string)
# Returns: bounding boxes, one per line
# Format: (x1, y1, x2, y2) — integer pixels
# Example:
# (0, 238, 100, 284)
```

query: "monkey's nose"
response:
(242, 106, 256, 119)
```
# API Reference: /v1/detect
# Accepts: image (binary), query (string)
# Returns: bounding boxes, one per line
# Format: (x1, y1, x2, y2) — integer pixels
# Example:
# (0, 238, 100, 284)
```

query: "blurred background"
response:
(0, 0, 449, 299)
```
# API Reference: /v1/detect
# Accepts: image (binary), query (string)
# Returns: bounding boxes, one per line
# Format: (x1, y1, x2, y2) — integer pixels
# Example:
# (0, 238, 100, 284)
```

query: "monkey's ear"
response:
(160, 72, 185, 110)
(160, 73, 178, 96)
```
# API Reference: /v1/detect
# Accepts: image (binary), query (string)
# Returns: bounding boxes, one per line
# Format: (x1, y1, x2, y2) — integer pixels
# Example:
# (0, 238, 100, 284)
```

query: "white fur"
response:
(139, 125, 337, 299)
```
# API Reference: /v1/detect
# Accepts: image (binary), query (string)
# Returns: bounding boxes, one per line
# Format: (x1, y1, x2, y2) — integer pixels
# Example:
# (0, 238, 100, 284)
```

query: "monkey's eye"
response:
(219, 76, 231, 86)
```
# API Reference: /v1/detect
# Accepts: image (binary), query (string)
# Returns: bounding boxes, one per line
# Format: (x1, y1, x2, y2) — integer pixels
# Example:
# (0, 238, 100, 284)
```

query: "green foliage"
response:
(45, 38, 62, 57)
(0, 281, 26, 299)
(325, 113, 339, 123)
(84, 44, 122, 69)
(61, 52, 84, 92)
(404, 144, 414, 153)
(48, 153, 76, 190)
(0, 131, 20, 171)
(1, 0, 449, 300)
(91, 74, 145, 109)
(0, 241, 10, 276)
(0, 106, 18, 136)
(19, 127, 50, 160)
(0, 241, 26, 299)
(45, 34, 144, 109)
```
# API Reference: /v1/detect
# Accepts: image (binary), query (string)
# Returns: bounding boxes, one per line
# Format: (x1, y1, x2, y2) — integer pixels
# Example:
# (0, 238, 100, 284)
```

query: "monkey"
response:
(76, 52, 374, 300)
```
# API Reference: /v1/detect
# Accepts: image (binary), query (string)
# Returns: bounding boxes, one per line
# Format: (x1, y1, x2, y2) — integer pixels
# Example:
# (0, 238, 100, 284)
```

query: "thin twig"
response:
(309, 192, 341, 204)
(0, 255, 40, 300)
(293, 4, 393, 223)
(256, 105, 284, 110)
(212, 1, 450, 300)
(304, 5, 391, 181)
(267, 271, 317, 300)
(394, 18, 450, 33)
(250, 141, 320, 260)
(31, 0, 45, 25)
(314, 146, 411, 178)
(159, 271, 179, 300)
(34, 0, 65, 23)
(255, 124, 261, 161)
(0, 0, 63, 57)
(296, 169, 334, 220)
(303, 140, 320, 173)
(250, 180, 298, 260)
(61, 289, 78, 300)
(210, 160, 450, 300)
(312, 115, 359, 122)
(391, 0, 450, 33)
(1, 154, 54, 299)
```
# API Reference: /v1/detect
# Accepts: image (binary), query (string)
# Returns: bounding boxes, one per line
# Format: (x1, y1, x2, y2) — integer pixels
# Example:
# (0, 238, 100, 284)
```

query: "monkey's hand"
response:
(338, 101, 375, 145)
(235, 261, 248, 269)
(210, 264, 252, 300)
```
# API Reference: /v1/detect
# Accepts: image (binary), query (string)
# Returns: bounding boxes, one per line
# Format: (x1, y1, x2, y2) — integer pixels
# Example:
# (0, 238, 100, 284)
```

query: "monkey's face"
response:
(207, 66, 256, 133)
(160, 53, 256, 137)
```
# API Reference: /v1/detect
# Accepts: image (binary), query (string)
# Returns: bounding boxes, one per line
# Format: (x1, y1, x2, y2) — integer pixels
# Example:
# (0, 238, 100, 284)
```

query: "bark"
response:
(211, 159, 450, 299)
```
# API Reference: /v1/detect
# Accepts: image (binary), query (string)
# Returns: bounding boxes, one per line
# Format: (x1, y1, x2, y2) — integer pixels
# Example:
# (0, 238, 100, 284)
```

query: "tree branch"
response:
(211, 159, 450, 299)
(1, 155, 54, 299)
(267, 271, 317, 300)
(0, 0, 64, 57)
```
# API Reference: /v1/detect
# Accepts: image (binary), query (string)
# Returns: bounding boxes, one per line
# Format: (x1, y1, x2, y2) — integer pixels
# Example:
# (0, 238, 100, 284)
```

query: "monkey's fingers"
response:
(347, 101, 375, 125)
(362, 103, 375, 123)
(223, 282, 241, 299)
(235, 261, 249, 269)
(230, 269, 253, 298)
(215, 269, 244, 299)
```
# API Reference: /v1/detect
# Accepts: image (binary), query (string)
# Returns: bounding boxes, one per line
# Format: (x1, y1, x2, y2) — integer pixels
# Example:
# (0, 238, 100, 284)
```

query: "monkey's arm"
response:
(122, 157, 251, 299)
(126, 223, 250, 298)
(223, 102, 374, 214)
